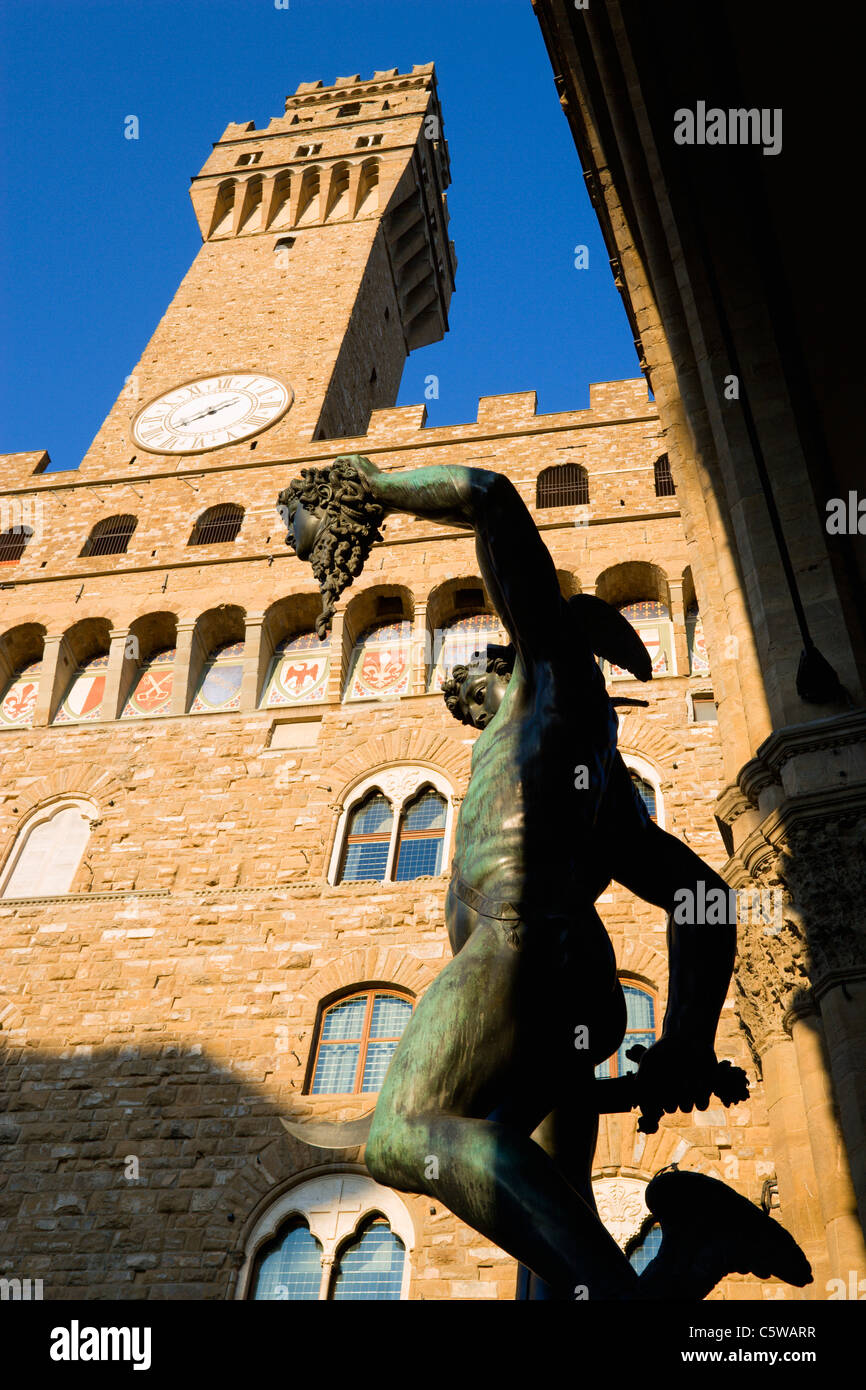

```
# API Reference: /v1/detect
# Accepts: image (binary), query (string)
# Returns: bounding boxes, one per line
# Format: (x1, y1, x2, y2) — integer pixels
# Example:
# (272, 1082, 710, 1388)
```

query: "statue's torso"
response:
(452, 652, 618, 909)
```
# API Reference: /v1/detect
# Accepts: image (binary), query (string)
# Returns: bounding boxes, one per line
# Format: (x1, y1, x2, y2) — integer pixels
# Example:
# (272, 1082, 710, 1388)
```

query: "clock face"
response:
(132, 373, 292, 454)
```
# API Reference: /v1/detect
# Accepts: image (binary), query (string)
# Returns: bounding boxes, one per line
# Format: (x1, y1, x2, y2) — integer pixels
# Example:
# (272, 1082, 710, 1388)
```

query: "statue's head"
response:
(441, 645, 514, 729)
(277, 458, 385, 638)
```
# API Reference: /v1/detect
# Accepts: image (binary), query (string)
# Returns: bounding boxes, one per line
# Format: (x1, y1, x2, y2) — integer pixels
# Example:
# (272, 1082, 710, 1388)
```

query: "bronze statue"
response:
(279, 455, 812, 1300)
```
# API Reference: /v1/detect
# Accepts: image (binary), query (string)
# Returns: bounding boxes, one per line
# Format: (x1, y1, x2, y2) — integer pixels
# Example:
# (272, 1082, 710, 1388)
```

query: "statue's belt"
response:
(449, 874, 522, 921)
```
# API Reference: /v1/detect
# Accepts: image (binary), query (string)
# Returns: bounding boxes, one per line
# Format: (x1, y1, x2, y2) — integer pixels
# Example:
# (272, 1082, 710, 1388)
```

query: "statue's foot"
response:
(638, 1170, 812, 1299)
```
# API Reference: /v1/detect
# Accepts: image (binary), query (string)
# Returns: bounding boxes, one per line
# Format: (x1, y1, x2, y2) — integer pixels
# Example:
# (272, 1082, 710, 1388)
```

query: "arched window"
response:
(630, 771, 657, 823)
(427, 613, 506, 692)
(686, 599, 710, 675)
(595, 983, 657, 1079)
(241, 1175, 413, 1301)
(344, 621, 412, 702)
(310, 990, 414, 1095)
(0, 658, 41, 726)
(0, 526, 33, 565)
(332, 770, 454, 885)
(190, 640, 245, 714)
(536, 463, 589, 509)
(607, 600, 674, 678)
(54, 652, 109, 723)
(249, 1222, 323, 1301)
(653, 454, 676, 497)
(120, 647, 176, 719)
(188, 504, 244, 546)
(0, 799, 95, 899)
(260, 630, 330, 707)
(339, 792, 394, 882)
(393, 788, 447, 880)
(626, 1221, 662, 1273)
(80, 515, 137, 558)
(331, 1219, 405, 1300)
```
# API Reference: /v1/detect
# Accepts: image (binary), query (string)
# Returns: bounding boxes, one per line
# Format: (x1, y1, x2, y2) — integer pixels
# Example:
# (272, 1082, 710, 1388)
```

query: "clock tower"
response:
(78, 64, 455, 479)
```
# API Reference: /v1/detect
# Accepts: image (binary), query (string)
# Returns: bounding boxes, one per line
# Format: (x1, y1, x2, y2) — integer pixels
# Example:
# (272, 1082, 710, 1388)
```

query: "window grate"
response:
(536, 463, 589, 508)
(0, 527, 33, 565)
(654, 454, 676, 497)
(81, 515, 137, 557)
(188, 504, 243, 546)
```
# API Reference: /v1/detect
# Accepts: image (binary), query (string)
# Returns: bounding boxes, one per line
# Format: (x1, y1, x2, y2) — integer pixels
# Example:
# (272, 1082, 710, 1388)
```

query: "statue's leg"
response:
(365, 915, 639, 1300)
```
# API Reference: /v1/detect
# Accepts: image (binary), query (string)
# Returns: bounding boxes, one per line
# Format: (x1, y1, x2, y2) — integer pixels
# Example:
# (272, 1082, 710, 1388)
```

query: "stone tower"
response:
(81, 64, 455, 476)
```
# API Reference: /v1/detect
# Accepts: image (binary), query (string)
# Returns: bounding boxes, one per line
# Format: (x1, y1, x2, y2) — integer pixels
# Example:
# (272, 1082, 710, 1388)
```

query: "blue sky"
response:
(0, 0, 639, 473)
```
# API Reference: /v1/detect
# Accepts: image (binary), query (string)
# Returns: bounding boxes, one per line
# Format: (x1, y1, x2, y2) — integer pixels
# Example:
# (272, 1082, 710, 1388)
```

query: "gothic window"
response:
(654, 454, 676, 497)
(296, 143, 322, 157)
(331, 1219, 406, 1300)
(0, 526, 33, 565)
(344, 621, 412, 702)
(120, 647, 176, 719)
(54, 652, 109, 723)
(80, 515, 137, 558)
(630, 771, 657, 823)
(393, 789, 447, 880)
(260, 630, 330, 707)
(0, 658, 41, 727)
(0, 799, 95, 899)
(242, 1175, 413, 1301)
(626, 1220, 663, 1273)
(686, 599, 710, 675)
(355, 134, 383, 148)
(190, 640, 245, 714)
(339, 792, 394, 882)
(188, 504, 244, 546)
(607, 600, 674, 678)
(331, 769, 454, 885)
(536, 463, 589, 508)
(249, 1222, 323, 1300)
(595, 983, 657, 1079)
(337, 103, 361, 117)
(426, 613, 505, 692)
(310, 990, 414, 1095)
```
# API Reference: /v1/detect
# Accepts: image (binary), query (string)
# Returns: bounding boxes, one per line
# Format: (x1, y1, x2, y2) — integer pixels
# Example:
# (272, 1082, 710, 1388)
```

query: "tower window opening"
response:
(0, 527, 34, 565)
(296, 143, 322, 157)
(337, 103, 361, 118)
(536, 463, 589, 508)
(188, 503, 244, 546)
(654, 454, 676, 497)
(80, 514, 137, 558)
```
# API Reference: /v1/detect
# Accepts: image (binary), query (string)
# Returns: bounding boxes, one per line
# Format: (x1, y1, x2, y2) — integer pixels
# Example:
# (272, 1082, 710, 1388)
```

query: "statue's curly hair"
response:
(278, 458, 385, 638)
(441, 645, 515, 725)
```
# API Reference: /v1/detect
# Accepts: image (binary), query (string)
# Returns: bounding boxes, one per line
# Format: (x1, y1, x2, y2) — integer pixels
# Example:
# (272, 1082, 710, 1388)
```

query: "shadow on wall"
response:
(0, 1042, 363, 1300)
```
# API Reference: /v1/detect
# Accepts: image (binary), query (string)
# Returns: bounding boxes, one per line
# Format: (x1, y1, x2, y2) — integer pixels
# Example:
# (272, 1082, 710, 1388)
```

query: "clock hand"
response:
(176, 397, 241, 427)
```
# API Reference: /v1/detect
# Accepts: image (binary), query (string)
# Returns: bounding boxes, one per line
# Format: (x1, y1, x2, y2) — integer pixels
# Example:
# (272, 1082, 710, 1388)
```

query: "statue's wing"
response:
(568, 594, 653, 682)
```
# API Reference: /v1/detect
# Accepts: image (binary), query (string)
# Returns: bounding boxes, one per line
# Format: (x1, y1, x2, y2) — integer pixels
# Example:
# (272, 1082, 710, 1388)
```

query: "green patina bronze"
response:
(278, 455, 811, 1300)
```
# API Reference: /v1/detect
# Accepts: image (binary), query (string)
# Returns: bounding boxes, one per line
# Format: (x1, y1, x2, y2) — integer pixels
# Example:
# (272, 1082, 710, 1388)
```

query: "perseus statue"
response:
(278, 455, 811, 1300)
